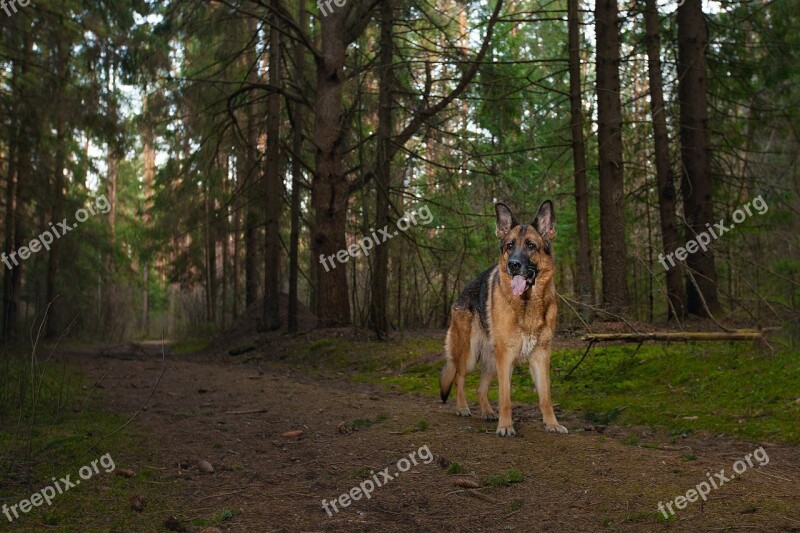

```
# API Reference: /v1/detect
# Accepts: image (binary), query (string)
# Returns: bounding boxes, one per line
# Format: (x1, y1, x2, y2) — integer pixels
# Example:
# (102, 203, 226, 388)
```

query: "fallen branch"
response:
(581, 330, 763, 343)
(224, 408, 267, 415)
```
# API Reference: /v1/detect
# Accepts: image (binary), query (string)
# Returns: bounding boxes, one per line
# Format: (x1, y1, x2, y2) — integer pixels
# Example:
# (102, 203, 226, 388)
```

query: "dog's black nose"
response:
(507, 260, 522, 275)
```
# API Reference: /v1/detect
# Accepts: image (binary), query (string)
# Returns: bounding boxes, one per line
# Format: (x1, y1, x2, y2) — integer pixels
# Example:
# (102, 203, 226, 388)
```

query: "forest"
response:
(1, 0, 798, 531)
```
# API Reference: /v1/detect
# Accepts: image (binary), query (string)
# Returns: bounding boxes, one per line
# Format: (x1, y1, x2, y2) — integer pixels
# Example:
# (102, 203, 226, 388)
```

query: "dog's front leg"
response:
(530, 344, 568, 434)
(495, 339, 517, 436)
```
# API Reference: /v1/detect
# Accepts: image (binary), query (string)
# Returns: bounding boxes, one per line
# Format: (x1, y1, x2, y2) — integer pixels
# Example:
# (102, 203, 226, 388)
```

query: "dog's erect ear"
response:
(532, 200, 556, 240)
(495, 203, 518, 238)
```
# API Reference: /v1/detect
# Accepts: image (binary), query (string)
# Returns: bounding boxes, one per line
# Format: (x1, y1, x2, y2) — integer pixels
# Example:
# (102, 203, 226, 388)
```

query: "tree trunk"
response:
(45, 129, 65, 337)
(167, 282, 176, 338)
(370, 0, 395, 338)
(104, 148, 118, 339)
(244, 17, 260, 309)
(644, 0, 686, 320)
(232, 186, 241, 321)
(205, 175, 217, 327)
(568, 0, 594, 322)
(142, 92, 156, 334)
(46, 38, 70, 338)
(288, 0, 307, 333)
(221, 196, 229, 331)
(678, 0, 719, 316)
(595, 0, 630, 312)
(312, 12, 351, 327)
(3, 20, 32, 341)
(2, 95, 19, 341)
(263, 2, 282, 331)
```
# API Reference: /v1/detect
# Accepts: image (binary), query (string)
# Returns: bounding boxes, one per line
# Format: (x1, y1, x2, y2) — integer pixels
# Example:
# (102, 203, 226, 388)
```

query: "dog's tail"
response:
(440, 360, 456, 403)
(440, 334, 456, 403)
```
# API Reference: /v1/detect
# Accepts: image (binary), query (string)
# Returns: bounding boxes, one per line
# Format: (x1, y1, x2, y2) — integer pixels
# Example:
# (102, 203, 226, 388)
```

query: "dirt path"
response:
(69, 344, 799, 532)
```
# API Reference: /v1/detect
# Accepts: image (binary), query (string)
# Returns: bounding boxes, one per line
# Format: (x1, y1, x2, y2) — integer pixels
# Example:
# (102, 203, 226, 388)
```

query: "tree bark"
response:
(142, 92, 156, 334)
(232, 178, 241, 321)
(678, 0, 719, 316)
(644, 0, 685, 320)
(104, 148, 118, 339)
(595, 0, 630, 312)
(369, 0, 395, 338)
(312, 11, 352, 326)
(2, 53, 20, 341)
(568, 0, 594, 322)
(288, 0, 307, 333)
(263, 1, 282, 331)
(204, 170, 218, 327)
(45, 36, 70, 338)
(244, 17, 260, 310)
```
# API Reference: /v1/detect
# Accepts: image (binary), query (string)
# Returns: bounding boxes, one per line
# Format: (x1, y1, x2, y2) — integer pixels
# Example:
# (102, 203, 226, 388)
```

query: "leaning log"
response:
(581, 330, 763, 343)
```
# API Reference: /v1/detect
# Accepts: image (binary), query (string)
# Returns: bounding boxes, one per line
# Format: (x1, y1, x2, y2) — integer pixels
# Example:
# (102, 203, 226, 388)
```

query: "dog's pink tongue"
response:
(511, 275, 527, 296)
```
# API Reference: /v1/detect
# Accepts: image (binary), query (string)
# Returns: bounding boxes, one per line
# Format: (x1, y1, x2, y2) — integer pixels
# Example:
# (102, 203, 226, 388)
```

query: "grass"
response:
(350, 418, 373, 430)
(170, 337, 211, 354)
(486, 468, 524, 487)
(446, 462, 465, 475)
(277, 334, 800, 444)
(620, 434, 640, 446)
(0, 352, 167, 531)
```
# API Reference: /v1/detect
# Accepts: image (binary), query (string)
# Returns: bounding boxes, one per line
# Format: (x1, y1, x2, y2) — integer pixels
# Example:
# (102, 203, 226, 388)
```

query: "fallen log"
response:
(565, 329, 765, 378)
(580, 330, 763, 343)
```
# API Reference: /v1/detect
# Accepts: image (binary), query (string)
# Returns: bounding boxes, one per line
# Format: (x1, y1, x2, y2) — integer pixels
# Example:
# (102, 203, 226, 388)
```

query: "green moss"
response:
(486, 468, 524, 487)
(402, 419, 429, 433)
(333, 336, 800, 444)
(551, 342, 800, 443)
(351, 418, 373, 429)
(212, 508, 237, 525)
(171, 338, 210, 354)
(351, 466, 372, 479)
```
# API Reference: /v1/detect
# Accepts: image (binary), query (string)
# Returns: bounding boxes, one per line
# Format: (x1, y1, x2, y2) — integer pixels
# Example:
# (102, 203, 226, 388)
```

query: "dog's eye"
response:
(506, 242, 514, 250)
(526, 241, 537, 251)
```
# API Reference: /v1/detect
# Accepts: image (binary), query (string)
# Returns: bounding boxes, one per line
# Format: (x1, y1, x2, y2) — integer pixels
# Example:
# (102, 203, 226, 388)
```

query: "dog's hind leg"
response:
(454, 329, 472, 416)
(443, 310, 473, 416)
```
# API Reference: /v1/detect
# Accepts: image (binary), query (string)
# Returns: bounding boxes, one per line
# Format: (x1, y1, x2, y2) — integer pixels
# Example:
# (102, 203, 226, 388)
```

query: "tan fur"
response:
(442, 221, 567, 435)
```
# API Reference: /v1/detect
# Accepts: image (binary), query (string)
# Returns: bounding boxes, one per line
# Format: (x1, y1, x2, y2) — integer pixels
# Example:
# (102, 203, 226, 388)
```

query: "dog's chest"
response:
(518, 334, 537, 360)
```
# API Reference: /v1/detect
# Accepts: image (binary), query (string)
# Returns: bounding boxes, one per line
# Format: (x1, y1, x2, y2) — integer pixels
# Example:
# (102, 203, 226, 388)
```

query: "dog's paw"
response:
(495, 425, 516, 437)
(545, 423, 568, 434)
(482, 411, 498, 422)
(456, 408, 472, 417)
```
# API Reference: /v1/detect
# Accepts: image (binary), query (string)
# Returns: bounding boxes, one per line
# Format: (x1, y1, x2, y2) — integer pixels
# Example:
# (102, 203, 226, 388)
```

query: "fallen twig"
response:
(224, 408, 267, 415)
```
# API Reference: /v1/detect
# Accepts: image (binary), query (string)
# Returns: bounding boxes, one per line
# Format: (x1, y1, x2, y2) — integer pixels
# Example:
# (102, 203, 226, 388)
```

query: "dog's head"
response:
(495, 200, 556, 297)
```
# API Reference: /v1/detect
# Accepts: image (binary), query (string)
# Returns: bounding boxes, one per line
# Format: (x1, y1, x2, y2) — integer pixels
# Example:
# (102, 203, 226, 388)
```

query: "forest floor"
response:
(2, 330, 799, 532)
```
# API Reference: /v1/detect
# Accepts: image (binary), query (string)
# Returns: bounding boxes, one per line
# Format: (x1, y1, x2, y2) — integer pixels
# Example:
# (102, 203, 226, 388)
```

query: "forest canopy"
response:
(1, 0, 798, 341)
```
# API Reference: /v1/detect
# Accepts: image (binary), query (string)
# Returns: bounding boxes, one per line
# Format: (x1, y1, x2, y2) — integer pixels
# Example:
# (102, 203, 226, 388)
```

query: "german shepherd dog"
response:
(440, 201, 567, 436)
